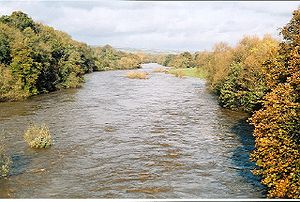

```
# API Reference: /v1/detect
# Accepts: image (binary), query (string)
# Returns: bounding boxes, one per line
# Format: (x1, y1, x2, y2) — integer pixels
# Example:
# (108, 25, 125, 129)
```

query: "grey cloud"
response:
(0, 1, 299, 51)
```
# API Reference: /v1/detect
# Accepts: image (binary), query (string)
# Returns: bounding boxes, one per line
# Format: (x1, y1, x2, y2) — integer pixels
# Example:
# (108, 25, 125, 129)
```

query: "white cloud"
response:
(0, 1, 299, 51)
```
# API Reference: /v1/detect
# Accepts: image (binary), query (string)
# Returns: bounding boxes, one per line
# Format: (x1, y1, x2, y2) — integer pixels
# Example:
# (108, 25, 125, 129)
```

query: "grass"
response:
(182, 67, 207, 79)
(166, 67, 207, 79)
(24, 124, 52, 149)
(166, 68, 184, 78)
(126, 71, 149, 79)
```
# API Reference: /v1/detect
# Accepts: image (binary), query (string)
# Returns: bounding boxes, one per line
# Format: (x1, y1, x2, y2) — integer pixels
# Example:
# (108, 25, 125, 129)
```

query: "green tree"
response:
(0, 11, 38, 32)
(0, 32, 11, 65)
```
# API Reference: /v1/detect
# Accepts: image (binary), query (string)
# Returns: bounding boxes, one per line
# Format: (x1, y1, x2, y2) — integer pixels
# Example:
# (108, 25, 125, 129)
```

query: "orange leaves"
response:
(250, 8, 300, 199)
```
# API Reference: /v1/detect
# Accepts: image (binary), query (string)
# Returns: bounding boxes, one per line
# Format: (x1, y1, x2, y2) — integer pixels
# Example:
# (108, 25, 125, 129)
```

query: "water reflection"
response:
(230, 118, 266, 195)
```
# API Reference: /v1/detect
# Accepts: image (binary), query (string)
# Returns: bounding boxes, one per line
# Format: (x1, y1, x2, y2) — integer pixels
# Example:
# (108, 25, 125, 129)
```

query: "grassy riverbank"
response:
(167, 67, 207, 79)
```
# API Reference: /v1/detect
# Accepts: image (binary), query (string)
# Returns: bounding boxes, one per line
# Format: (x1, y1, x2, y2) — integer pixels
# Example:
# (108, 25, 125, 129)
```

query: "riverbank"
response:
(166, 67, 207, 79)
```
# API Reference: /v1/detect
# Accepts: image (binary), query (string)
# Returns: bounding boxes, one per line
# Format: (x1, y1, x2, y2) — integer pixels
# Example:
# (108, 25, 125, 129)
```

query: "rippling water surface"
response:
(0, 63, 264, 198)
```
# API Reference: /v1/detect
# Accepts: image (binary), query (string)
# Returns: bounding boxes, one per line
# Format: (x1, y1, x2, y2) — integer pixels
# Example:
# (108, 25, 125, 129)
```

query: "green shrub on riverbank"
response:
(24, 124, 52, 149)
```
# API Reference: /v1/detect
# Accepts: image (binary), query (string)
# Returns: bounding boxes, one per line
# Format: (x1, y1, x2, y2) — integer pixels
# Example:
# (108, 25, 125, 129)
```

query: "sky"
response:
(0, 1, 299, 52)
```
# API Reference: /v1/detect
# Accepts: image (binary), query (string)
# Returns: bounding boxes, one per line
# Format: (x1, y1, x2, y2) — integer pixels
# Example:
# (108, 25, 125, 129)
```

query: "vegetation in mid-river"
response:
(126, 71, 149, 79)
(0, 143, 11, 178)
(24, 124, 52, 149)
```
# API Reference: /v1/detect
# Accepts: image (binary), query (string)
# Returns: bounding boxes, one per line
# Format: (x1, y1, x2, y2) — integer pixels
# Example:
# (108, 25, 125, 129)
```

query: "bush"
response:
(0, 143, 11, 178)
(126, 71, 149, 79)
(24, 124, 52, 149)
(60, 72, 83, 89)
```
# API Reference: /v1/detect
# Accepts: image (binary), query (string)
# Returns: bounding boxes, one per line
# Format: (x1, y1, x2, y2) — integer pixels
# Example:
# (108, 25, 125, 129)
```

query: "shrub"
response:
(218, 62, 268, 112)
(0, 143, 11, 178)
(24, 124, 52, 149)
(126, 71, 149, 79)
(61, 72, 83, 89)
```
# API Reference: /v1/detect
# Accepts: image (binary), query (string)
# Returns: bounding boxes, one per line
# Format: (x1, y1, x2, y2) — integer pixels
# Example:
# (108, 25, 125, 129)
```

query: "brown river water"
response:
(0, 63, 265, 198)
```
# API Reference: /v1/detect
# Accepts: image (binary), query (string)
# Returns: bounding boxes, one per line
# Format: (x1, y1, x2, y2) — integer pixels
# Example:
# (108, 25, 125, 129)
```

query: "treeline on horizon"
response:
(160, 9, 300, 199)
(0, 11, 145, 101)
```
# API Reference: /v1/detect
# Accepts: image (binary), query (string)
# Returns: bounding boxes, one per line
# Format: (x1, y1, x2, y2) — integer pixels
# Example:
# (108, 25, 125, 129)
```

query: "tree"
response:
(0, 32, 11, 65)
(218, 35, 279, 112)
(0, 11, 38, 32)
(250, 8, 300, 198)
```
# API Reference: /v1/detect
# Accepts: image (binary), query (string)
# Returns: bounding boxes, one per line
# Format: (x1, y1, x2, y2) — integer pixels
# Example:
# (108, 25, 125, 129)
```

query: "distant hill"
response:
(91, 45, 181, 54)
(115, 47, 181, 54)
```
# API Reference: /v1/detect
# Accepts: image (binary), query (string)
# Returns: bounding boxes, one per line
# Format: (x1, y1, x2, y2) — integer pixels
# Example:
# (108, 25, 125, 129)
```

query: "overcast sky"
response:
(0, 1, 299, 52)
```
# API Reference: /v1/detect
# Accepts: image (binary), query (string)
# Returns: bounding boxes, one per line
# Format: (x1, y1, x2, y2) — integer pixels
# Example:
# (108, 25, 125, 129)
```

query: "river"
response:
(0, 63, 265, 198)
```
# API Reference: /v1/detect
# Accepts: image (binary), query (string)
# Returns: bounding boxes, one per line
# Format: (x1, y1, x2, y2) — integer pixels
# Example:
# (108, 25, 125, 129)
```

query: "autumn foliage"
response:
(126, 71, 149, 79)
(250, 8, 300, 198)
